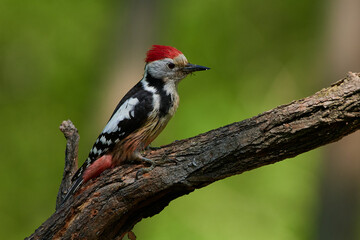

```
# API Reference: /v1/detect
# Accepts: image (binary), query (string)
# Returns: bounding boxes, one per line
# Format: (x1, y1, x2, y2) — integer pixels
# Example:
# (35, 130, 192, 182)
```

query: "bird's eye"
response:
(167, 63, 175, 69)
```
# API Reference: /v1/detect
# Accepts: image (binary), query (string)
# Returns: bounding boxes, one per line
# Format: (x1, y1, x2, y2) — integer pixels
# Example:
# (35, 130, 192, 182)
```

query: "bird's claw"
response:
(135, 156, 156, 179)
(134, 155, 177, 179)
(146, 145, 161, 151)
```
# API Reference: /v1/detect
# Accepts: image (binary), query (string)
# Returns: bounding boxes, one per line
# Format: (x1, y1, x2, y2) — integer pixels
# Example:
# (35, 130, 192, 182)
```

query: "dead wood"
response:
(26, 72, 360, 240)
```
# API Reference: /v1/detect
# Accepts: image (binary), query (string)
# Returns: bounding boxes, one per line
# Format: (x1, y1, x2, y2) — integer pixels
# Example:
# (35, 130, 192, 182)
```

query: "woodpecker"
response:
(61, 45, 210, 204)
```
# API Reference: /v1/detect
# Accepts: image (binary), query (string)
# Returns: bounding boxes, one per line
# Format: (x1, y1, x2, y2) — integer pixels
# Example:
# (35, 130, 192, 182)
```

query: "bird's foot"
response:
(145, 145, 161, 151)
(134, 154, 177, 179)
(135, 156, 156, 179)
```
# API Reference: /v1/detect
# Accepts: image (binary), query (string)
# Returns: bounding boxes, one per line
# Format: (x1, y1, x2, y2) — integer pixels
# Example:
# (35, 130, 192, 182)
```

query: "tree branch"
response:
(56, 120, 79, 210)
(27, 72, 360, 240)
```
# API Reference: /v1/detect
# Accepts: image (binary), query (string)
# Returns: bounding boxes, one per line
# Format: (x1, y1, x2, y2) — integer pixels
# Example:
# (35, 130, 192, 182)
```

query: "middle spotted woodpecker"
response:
(61, 45, 210, 204)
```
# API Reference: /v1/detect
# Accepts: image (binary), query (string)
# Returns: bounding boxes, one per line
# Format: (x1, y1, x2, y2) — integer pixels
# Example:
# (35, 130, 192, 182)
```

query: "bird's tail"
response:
(60, 177, 84, 206)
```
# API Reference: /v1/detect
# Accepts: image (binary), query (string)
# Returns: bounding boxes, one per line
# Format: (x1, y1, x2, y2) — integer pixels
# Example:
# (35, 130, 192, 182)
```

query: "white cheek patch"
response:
(103, 97, 139, 134)
(163, 80, 177, 97)
(146, 60, 168, 79)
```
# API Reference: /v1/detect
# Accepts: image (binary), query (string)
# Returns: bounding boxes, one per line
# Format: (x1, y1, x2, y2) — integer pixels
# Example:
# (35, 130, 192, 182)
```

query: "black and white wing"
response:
(71, 81, 153, 182)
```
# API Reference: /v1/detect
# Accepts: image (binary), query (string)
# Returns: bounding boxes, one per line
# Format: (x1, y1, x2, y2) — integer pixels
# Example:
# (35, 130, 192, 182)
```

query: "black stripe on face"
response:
(145, 73, 173, 117)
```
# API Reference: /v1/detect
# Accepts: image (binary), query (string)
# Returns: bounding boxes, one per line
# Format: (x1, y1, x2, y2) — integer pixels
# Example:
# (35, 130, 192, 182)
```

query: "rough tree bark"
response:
(27, 72, 360, 240)
(56, 120, 80, 211)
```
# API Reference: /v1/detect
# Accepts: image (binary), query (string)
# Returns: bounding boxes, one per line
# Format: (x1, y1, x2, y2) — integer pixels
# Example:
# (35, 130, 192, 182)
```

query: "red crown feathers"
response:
(145, 45, 183, 63)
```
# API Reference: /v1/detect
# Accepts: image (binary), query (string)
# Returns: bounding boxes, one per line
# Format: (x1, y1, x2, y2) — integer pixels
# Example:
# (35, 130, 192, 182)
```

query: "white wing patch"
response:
(100, 135, 107, 144)
(103, 97, 139, 134)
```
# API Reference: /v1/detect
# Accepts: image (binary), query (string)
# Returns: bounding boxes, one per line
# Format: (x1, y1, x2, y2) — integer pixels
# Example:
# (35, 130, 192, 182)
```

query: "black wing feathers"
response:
(71, 81, 153, 182)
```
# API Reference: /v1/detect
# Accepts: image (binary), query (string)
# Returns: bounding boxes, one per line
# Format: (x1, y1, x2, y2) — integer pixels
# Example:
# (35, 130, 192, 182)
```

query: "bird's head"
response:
(145, 45, 210, 82)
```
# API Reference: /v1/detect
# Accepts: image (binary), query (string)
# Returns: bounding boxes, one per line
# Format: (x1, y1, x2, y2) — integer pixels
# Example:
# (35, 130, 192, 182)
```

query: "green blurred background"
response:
(1, 0, 359, 239)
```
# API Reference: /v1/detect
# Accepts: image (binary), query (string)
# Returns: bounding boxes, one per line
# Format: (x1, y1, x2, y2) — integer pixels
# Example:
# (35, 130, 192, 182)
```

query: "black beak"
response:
(183, 63, 210, 72)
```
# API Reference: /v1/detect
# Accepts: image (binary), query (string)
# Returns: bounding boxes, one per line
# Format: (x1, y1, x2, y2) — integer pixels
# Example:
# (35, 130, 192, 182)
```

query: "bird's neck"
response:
(144, 72, 165, 91)
(142, 71, 179, 117)
(143, 71, 179, 96)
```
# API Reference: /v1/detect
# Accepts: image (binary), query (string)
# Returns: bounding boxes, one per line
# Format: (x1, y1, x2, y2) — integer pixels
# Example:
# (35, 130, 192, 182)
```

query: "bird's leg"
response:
(135, 157, 156, 179)
(134, 152, 156, 179)
(134, 153, 179, 179)
(137, 155, 155, 166)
